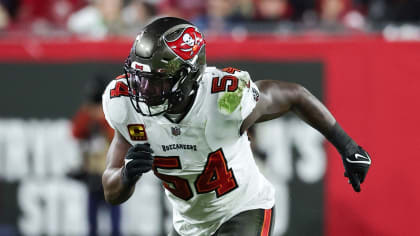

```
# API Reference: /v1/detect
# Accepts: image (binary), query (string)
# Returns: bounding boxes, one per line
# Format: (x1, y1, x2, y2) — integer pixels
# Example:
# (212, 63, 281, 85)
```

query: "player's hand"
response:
(341, 146, 371, 192)
(121, 143, 154, 186)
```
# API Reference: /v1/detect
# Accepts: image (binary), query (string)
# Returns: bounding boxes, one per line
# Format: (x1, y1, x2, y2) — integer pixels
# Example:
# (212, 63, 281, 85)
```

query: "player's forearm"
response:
(102, 167, 136, 205)
(291, 86, 358, 153)
(291, 85, 336, 136)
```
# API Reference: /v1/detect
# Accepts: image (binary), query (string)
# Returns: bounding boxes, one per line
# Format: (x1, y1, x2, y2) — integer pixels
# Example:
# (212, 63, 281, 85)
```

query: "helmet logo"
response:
(165, 27, 205, 61)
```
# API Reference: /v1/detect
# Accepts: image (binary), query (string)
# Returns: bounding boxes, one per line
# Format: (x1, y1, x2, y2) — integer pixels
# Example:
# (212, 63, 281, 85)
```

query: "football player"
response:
(101, 17, 371, 236)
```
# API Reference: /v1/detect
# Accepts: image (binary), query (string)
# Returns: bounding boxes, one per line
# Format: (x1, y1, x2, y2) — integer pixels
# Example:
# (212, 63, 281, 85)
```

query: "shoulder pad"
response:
(216, 69, 252, 115)
(102, 78, 131, 129)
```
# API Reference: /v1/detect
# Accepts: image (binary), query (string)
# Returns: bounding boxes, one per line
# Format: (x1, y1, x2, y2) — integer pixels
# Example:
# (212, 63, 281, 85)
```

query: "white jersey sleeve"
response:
(102, 76, 141, 144)
(204, 67, 260, 149)
(215, 68, 260, 122)
(103, 78, 127, 130)
(102, 80, 115, 129)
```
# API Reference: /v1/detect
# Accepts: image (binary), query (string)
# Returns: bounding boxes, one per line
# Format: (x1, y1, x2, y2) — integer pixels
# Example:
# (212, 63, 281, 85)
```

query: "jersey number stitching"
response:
(211, 76, 238, 93)
(153, 156, 193, 201)
(110, 81, 129, 98)
(153, 149, 238, 201)
(222, 67, 241, 74)
(194, 149, 238, 197)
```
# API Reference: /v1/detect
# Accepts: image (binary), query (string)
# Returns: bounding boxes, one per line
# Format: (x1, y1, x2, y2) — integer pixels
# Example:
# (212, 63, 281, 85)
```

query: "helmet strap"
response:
(167, 74, 198, 114)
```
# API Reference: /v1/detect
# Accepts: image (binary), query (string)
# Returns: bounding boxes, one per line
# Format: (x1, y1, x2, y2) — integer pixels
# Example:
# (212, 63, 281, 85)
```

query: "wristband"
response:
(326, 122, 358, 156)
(121, 166, 140, 187)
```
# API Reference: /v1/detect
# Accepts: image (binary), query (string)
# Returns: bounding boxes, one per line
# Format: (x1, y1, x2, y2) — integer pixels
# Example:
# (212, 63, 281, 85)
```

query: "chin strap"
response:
(168, 68, 198, 105)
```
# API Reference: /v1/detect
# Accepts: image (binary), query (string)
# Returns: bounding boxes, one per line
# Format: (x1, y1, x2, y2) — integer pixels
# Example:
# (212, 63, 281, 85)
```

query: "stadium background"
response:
(0, 0, 420, 235)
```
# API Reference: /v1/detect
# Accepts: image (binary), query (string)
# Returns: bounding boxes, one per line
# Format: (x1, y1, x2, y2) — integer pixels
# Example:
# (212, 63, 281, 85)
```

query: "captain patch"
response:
(127, 124, 148, 141)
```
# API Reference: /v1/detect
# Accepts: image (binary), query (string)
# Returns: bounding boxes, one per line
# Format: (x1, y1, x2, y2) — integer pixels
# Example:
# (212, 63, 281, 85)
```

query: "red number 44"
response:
(153, 149, 238, 201)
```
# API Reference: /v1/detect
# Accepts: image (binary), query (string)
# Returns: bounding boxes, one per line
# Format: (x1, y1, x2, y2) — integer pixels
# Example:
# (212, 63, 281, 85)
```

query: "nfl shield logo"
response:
(171, 126, 181, 136)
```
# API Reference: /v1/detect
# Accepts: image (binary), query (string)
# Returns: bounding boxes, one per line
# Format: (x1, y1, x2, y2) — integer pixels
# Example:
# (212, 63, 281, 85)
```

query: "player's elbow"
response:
(103, 192, 114, 204)
(102, 183, 117, 205)
(104, 193, 123, 205)
(290, 83, 311, 105)
(103, 185, 127, 205)
(102, 171, 125, 205)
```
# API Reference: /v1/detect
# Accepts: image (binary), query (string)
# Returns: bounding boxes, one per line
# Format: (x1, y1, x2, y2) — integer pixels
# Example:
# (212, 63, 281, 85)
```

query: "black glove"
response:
(341, 146, 371, 192)
(121, 143, 154, 186)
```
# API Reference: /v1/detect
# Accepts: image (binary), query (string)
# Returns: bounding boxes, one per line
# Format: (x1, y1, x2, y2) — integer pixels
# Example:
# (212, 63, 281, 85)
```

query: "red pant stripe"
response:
(260, 209, 272, 236)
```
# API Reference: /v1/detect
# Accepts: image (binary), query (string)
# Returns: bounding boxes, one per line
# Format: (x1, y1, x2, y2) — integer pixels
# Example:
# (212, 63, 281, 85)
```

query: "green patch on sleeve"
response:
(218, 90, 242, 114)
(217, 73, 249, 115)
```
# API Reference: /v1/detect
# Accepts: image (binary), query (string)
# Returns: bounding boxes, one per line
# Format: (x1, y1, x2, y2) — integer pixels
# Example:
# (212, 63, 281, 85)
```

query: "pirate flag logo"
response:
(164, 27, 205, 61)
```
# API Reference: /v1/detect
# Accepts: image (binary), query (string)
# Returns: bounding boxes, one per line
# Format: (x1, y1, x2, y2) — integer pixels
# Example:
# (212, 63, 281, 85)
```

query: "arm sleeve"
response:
(205, 69, 260, 148)
(102, 82, 115, 130)
(216, 70, 260, 122)
(102, 79, 130, 131)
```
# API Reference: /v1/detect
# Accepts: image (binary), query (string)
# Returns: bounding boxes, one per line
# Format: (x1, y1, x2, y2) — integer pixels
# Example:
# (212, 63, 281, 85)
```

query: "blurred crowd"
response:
(1, 0, 420, 38)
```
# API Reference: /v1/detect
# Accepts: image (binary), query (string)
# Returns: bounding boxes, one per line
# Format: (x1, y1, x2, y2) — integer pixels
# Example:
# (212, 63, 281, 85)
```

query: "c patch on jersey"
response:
(127, 124, 148, 141)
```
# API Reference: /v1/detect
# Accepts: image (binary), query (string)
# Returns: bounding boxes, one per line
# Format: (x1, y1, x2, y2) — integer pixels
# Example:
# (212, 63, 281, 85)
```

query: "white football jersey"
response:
(102, 67, 275, 236)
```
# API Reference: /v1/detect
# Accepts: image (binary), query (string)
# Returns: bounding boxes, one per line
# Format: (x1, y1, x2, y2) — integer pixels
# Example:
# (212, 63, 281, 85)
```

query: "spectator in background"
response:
(67, 0, 125, 38)
(121, 0, 157, 36)
(158, 0, 206, 21)
(193, 0, 246, 34)
(254, 0, 293, 22)
(242, 0, 293, 32)
(252, 0, 294, 30)
(0, 0, 21, 32)
(0, 1, 10, 31)
(14, 0, 83, 35)
(318, 0, 366, 31)
(70, 75, 121, 236)
(319, 0, 347, 26)
(236, 0, 255, 20)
